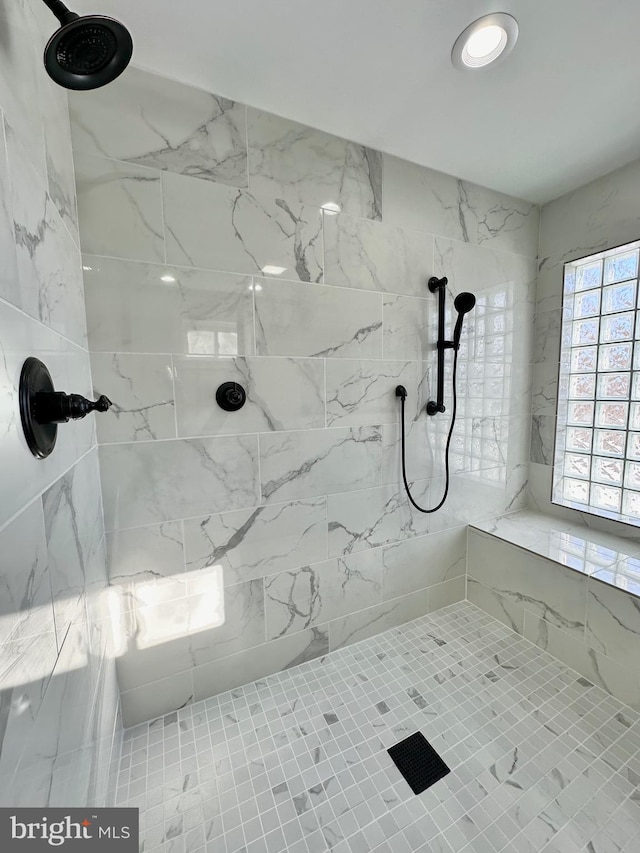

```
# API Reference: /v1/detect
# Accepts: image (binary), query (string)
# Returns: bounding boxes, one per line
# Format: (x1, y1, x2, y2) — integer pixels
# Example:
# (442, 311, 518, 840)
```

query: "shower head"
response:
(42, 0, 132, 90)
(453, 291, 476, 348)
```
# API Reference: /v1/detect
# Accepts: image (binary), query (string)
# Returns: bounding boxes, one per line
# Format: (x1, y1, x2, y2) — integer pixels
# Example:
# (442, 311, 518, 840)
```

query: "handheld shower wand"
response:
(396, 278, 476, 513)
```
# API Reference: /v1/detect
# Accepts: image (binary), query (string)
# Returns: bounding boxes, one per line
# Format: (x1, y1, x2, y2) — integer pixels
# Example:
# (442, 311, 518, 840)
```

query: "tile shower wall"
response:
(531, 155, 640, 537)
(0, 0, 120, 806)
(69, 66, 539, 727)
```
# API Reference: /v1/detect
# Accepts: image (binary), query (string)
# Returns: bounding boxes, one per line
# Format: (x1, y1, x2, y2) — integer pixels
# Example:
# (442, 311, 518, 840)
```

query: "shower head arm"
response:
(41, 0, 79, 26)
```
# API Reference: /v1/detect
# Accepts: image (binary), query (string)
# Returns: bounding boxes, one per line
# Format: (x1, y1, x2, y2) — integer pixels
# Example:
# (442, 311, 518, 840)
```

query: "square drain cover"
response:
(387, 731, 450, 794)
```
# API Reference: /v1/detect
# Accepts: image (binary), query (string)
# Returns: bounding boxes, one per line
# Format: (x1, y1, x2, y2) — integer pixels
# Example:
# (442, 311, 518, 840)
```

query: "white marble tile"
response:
(43, 451, 104, 651)
(531, 414, 555, 465)
(586, 578, 640, 669)
(381, 418, 434, 485)
(116, 579, 265, 691)
(327, 589, 429, 651)
(163, 172, 322, 280)
(184, 498, 327, 586)
(534, 308, 562, 365)
(174, 355, 325, 436)
(383, 294, 433, 361)
(120, 670, 194, 728)
(255, 278, 382, 359)
(264, 550, 383, 640)
(0, 117, 20, 309)
(5, 119, 86, 345)
(328, 480, 431, 556)
(523, 611, 640, 710)
(70, 67, 248, 188)
(323, 212, 433, 297)
(381, 527, 466, 600)
(383, 154, 539, 257)
(0, 500, 55, 644)
(91, 352, 176, 443)
(259, 427, 381, 504)
(532, 360, 558, 417)
(75, 154, 164, 262)
(427, 576, 466, 612)
(467, 577, 525, 634)
(107, 521, 185, 602)
(192, 627, 329, 703)
(467, 529, 588, 638)
(39, 71, 79, 244)
(84, 257, 255, 355)
(326, 359, 420, 427)
(100, 435, 260, 531)
(247, 109, 381, 221)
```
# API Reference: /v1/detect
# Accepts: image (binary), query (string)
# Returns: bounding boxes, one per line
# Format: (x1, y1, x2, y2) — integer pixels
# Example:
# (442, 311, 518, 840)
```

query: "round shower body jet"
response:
(41, 0, 133, 90)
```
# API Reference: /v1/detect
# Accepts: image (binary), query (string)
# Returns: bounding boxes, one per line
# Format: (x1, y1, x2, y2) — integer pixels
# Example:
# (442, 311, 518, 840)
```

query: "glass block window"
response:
(553, 241, 640, 524)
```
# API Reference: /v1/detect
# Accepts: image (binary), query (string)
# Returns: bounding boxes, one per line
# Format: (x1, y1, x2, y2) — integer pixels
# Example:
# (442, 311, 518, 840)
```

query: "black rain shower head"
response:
(41, 0, 132, 90)
(453, 291, 476, 348)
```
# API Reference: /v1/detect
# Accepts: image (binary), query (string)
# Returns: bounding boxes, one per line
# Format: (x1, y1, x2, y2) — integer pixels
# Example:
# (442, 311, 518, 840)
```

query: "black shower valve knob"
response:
(36, 391, 113, 424)
(216, 382, 247, 412)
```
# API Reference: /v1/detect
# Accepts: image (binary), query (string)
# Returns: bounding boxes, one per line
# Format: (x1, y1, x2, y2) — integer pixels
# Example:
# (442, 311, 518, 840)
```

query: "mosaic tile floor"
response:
(115, 602, 640, 853)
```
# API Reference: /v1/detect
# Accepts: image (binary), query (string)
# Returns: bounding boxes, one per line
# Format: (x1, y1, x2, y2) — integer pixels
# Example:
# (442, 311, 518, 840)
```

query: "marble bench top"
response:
(471, 510, 640, 599)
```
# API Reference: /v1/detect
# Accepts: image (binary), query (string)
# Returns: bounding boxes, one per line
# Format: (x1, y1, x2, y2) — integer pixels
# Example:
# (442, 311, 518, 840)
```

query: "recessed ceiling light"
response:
(452, 13, 518, 70)
(321, 202, 341, 215)
(261, 265, 287, 275)
(161, 274, 176, 283)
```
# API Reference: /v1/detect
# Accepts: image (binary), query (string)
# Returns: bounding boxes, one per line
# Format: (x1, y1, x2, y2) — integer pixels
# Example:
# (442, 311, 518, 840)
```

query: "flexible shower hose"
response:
(398, 348, 459, 513)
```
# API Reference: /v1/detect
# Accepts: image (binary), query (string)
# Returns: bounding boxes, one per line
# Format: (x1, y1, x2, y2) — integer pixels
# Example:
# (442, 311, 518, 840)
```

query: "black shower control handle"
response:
(35, 391, 112, 424)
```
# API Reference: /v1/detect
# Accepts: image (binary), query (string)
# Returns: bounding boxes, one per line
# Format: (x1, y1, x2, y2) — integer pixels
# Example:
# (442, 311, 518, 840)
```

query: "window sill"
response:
(470, 510, 640, 600)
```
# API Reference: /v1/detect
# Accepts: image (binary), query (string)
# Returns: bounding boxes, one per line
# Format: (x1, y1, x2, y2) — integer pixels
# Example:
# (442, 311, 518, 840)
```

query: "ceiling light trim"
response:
(451, 13, 519, 71)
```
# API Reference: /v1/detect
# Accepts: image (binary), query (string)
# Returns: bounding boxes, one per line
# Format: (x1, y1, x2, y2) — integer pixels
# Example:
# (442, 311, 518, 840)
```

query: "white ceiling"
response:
(73, 0, 640, 204)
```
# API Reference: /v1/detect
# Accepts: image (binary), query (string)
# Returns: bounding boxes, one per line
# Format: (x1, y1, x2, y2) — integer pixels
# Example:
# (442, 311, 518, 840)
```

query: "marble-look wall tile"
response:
(0, 500, 55, 644)
(532, 360, 558, 417)
(427, 576, 466, 612)
(247, 109, 381, 221)
(184, 498, 327, 585)
(163, 172, 322, 281)
(70, 67, 248, 188)
(328, 480, 431, 556)
(381, 527, 466, 600)
(84, 257, 255, 356)
(255, 278, 382, 359)
(323, 212, 433, 297)
(523, 610, 640, 711)
(530, 414, 555, 466)
(43, 451, 104, 651)
(468, 530, 587, 637)
(381, 419, 434, 485)
(191, 626, 329, 707)
(383, 154, 539, 257)
(259, 427, 381, 503)
(586, 578, 640, 670)
(325, 359, 420, 427)
(120, 670, 194, 729)
(264, 550, 383, 639)
(467, 577, 525, 635)
(0, 118, 20, 309)
(107, 522, 185, 604)
(6, 119, 86, 345)
(174, 355, 325, 436)
(75, 154, 164, 262)
(91, 353, 176, 443)
(382, 294, 433, 361)
(328, 590, 430, 651)
(100, 435, 260, 530)
(534, 308, 561, 365)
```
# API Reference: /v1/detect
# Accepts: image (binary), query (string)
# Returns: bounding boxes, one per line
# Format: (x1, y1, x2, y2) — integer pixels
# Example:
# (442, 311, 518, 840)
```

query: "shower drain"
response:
(387, 731, 451, 794)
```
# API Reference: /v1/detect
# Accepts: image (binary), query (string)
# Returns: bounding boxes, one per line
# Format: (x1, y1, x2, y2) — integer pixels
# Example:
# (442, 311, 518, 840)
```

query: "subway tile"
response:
(163, 172, 322, 280)
(184, 498, 327, 585)
(70, 67, 248, 187)
(260, 427, 382, 504)
(255, 278, 382, 359)
(323, 212, 433, 296)
(264, 551, 383, 640)
(174, 355, 325, 437)
(84, 257, 255, 355)
(100, 435, 260, 530)
(248, 109, 381, 221)
(91, 352, 176, 443)
(75, 154, 164, 261)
